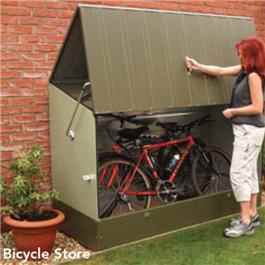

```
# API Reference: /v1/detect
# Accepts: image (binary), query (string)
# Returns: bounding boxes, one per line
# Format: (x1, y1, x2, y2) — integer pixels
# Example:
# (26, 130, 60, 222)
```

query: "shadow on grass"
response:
(63, 207, 265, 265)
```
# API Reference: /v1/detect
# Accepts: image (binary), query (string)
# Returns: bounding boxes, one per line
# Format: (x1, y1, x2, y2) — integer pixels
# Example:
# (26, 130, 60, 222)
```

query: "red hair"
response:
(235, 37, 265, 79)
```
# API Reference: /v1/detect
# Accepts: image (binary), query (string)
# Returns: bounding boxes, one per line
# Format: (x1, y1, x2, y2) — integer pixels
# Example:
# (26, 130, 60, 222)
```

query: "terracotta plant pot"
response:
(3, 208, 65, 255)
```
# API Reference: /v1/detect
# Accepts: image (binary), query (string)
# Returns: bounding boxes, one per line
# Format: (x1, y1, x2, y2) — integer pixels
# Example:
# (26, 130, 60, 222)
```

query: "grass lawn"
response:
(64, 207, 265, 265)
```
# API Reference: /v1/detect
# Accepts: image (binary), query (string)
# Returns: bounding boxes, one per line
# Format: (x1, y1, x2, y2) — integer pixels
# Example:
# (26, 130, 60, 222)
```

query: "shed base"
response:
(55, 191, 246, 251)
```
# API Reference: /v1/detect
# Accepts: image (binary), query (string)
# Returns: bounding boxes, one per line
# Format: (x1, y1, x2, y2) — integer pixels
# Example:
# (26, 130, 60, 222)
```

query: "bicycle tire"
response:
(192, 146, 231, 195)
(98, 156, 152, 217)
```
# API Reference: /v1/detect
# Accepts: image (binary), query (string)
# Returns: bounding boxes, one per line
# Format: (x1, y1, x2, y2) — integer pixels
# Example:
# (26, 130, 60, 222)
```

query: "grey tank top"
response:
(230, 70, 265, 127)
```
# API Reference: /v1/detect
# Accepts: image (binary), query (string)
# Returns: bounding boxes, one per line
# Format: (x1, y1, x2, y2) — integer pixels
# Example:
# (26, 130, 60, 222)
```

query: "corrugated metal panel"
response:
(162, 13, 191, 107)
(124, 11, 153, 111)
(208, 17, 231, 103)
(80, 8, 112, 111)
(100, 9, 133, 111)
(182, 14, 209, 106)
(80, 6, 255, 113)
(198, 16, 226, 105)
(143, 11, 174, 109)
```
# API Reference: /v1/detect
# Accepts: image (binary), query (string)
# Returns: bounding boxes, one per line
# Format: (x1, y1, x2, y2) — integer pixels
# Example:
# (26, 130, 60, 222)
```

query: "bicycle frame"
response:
(109, 135, 196, 197)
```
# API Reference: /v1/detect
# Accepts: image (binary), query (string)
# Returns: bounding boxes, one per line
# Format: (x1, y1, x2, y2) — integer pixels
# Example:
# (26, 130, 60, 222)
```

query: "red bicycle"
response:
(98, 114, 231, 218)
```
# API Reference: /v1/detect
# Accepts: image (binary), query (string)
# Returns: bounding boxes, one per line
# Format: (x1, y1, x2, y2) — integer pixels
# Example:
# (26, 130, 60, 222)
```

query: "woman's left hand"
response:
(222, 108, 235, 119)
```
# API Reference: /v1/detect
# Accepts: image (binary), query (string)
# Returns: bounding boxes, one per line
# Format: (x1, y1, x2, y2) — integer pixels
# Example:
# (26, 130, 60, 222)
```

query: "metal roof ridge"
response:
(77, 4, 252, 20)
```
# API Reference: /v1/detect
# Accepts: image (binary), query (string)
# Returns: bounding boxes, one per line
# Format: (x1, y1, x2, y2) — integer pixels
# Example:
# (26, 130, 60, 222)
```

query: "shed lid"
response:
(50, 5, 255, 114)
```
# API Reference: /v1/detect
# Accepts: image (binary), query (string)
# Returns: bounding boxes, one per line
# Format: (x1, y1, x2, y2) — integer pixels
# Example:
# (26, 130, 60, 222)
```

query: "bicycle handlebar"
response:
(100, 113, 150, 128)
(185, 114, 212, 128)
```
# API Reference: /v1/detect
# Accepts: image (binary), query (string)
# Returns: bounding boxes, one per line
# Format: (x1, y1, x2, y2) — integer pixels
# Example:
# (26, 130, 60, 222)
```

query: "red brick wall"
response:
(1, 0, 265, 186)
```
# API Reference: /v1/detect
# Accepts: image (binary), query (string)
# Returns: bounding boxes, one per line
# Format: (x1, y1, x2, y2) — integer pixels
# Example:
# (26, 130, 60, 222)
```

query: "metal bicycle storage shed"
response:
(49, 4, 259, 250)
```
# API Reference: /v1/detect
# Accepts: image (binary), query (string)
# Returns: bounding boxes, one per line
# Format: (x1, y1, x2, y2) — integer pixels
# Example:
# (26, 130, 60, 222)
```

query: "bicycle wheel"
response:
(98, 157, 152, 217)
(192, 146, 231, 195)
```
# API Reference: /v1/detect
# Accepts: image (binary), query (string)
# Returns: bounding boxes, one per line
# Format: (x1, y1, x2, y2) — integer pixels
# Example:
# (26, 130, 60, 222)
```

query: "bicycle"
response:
(98, 114, 231, 218)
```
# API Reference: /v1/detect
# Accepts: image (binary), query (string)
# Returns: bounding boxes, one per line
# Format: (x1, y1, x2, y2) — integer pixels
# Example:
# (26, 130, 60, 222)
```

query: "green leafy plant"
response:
(0, 145, 59, 220)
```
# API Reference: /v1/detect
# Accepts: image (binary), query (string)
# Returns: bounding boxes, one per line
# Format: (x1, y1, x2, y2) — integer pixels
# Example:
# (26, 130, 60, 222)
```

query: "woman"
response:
(185, 37, 265, 238)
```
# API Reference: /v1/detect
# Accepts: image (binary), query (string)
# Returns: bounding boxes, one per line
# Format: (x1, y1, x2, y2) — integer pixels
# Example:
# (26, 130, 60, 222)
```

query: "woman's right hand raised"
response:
(185, 56, 200, 72)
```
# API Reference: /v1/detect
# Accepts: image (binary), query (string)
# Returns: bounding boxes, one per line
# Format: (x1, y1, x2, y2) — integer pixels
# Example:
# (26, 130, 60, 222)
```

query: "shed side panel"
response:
(49, 85, 98, 219)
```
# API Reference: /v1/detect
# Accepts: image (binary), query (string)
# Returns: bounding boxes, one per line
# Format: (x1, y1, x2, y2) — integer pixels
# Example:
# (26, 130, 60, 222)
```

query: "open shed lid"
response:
(50, 5, 255, 114)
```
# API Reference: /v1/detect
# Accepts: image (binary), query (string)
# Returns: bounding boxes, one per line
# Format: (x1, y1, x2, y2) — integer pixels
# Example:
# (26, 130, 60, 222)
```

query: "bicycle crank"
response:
(156, 180, 180, 203)
(119, 193, 139, 211)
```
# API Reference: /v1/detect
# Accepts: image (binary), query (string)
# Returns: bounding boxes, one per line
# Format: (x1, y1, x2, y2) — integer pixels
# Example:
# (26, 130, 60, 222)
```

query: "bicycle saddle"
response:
(118, 126, 149, 140)
(156, 122, 181, 132)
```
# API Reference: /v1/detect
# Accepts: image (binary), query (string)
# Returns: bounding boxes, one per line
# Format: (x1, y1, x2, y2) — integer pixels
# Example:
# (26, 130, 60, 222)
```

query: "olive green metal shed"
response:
(49, 4, 257, 250)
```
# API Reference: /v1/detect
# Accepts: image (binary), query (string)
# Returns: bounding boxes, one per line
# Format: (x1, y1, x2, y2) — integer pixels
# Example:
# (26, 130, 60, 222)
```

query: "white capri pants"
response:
(230, 124, 265, 202)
